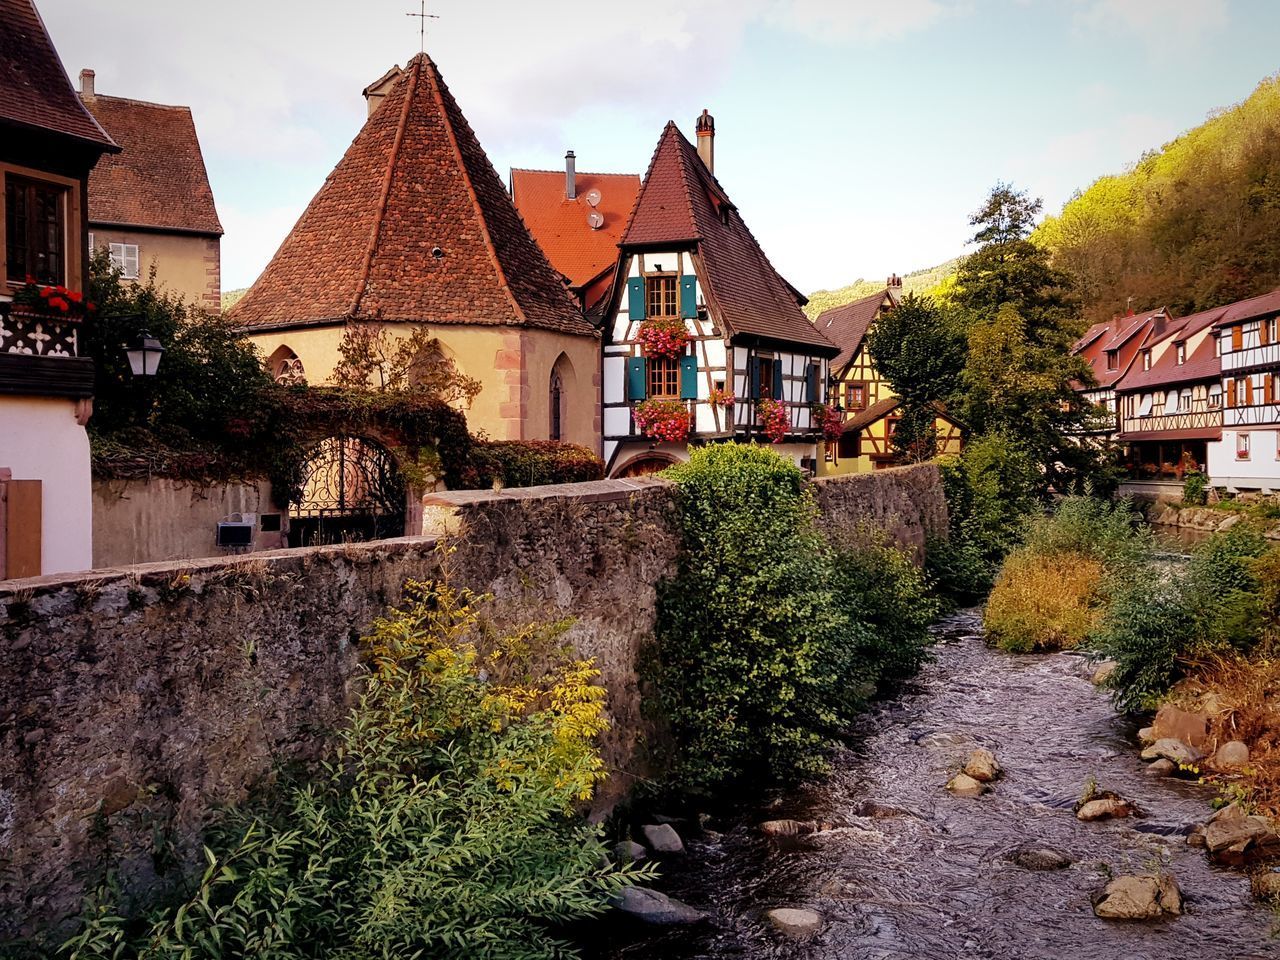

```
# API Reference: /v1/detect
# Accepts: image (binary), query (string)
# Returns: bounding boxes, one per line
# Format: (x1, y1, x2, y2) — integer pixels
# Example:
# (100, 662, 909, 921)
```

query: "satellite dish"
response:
(584, 188, 602, 208)
(587, 210, 605, 230)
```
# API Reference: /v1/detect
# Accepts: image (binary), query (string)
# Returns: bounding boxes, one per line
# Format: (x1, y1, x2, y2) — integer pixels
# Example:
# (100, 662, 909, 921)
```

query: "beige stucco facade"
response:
(247, 322, 601, 451)
(88, 227, 220, 311)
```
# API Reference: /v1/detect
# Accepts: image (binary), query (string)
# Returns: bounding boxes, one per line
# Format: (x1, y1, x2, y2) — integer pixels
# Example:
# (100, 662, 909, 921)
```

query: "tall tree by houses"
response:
(600, 112, 839, 477)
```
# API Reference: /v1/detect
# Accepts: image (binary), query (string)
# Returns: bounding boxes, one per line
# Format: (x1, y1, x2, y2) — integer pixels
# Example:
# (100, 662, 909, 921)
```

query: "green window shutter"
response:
(748, 356, 761, 399)
(680, 275, 697, 318)
(805, 363, 818, 403)
(772, 358, 783, 400)
(679, 355, 698, 400)
(626, 356, 647, 401)
(627, 278, 646, 321)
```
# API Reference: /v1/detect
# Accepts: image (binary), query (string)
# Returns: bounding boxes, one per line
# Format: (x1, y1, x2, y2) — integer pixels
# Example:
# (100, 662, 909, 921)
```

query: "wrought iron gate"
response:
(288, 436, 406, 546)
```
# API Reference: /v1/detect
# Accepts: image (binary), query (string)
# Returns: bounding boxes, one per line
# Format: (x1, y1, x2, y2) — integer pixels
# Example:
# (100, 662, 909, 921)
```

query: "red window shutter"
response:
(1227, 379, 1237, 408)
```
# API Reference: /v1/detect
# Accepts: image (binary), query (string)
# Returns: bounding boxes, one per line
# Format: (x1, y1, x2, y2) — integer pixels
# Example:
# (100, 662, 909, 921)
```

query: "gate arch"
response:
(287, 435, 406, 546)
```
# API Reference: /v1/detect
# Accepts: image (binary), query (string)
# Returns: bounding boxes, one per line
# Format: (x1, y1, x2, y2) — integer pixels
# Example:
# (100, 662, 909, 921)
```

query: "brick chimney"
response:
(565, 150, 576, 200)
(79, 68, 95, 98)
(887, 273, 903, 300)
(695, 109, 715, 173)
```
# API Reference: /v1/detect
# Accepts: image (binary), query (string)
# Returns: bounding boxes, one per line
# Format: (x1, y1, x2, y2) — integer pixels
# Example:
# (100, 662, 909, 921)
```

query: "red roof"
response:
(621, 121, 836, 355)
(1072, 308, 1167, 390)
(1213, 287, 1280, 328)
(1116, 306, 1225, 393)
(510, 168, 640, 291)
(231, 54, 592, 338)
(80, 93, 222, 235)
(815, 289, 893, 370)
(0, 0, 115, 149)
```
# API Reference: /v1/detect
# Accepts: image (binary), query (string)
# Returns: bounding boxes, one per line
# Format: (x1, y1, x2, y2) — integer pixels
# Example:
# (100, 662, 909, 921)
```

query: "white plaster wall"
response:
(1209, 430, 1280, 491)
(0, 396, 92, 575)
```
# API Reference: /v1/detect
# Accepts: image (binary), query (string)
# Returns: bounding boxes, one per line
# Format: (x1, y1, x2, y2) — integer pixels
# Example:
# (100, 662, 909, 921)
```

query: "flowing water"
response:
(589, 611, 1279, 960)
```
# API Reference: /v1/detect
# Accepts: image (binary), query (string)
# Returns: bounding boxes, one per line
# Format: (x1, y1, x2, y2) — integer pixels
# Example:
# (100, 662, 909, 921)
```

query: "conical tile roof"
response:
(231, 54, 592, 337)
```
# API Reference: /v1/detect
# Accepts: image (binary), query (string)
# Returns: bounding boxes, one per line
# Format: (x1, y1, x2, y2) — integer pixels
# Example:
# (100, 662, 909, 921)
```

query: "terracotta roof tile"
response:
(1116, 306, 1225, 392)
(815, 290, 892, 370)
(1213, 287, 1280, 327)
(231, 54, 592, 338)
(0, 0, 115, 149)
(1071, 307, 1167, 389)
(80, 93, 221, 235)
(621, 122, 836, 355)
(511, 168, 640, 292)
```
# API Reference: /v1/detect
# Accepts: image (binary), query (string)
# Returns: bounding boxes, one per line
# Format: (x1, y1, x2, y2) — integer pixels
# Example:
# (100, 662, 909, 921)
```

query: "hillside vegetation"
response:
(1036, 73, 1280, 324)
(805, 258, 960, 318)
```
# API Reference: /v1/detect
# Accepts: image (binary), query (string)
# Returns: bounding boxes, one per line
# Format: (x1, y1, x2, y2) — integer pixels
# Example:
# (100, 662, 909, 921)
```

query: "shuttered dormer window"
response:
(1141, 350, 1152, 371)
(1175, 342, 1186, 365)
(1105, 350, 1118, 371)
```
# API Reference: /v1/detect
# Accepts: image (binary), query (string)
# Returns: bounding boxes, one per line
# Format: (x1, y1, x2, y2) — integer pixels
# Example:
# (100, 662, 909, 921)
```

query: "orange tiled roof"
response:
(0, 0, 115, 149)
(511, 167, 640, 290)
(231, 54, 593, 338)
(621, 121, 836, 355)
(80, 93, 222, 235)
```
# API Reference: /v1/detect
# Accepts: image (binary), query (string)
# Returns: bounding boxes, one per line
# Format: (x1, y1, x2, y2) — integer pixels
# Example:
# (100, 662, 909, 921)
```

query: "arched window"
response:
(550, 370, 564, 440)
(268, 345, 306, 385)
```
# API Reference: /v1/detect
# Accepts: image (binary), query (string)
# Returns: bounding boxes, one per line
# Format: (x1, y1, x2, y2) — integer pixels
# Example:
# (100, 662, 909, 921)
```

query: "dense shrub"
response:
(648, 444, 938, 797)
(459, 440, 605, 489)
(1182, 470, 1208, 506)
(59, 575, 644, 959)
(985, 551, 1104, 652)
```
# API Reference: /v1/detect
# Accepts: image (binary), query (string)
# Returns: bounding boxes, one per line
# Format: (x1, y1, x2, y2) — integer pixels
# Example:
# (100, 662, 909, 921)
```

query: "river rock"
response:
(1093, 874, 1183, 920)
(1141, 738, 1203, 766)
(766, 907, 822, 937)
(760, 819, 817, 838)
(963, 748, 1001, 783)
(1006, 845, 1073, 871)
(1152, 704, 1211, 749)
(642, 823, 685, 855)
(1144, 758, 1176, 778)
(947, 773, 988, 797)
(1213, 740, 1250, 771)
(1137, 726, 1156, 743)
(1250, 870, 1280, 903)
(1077, 797, 1133, 822)
(612, 887, 706, 925)
(1092, 661, 1118, 686)
(1203, 808, 1280, 863)
(614, 840, 648, 864)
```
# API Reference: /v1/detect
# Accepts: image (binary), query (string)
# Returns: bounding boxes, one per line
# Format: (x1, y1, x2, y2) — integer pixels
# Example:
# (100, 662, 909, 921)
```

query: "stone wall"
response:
(0, 465, 945, 938)
(92, 477, 287, 568)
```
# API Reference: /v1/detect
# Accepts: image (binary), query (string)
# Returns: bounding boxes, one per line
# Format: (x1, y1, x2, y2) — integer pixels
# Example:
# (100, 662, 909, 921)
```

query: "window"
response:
(550, 371, 563, 440)
(267, 346, 306, 385)
(758, 357, 775, 400)
(1105, 350, 1118, 371)
(645, 275, 678, 318)
(1262, 320, 1274, 346)
(1178, 389, 1191, 412)
(5, 175, 67, 285)
(109, 242, 140, 280)
(1142, 349, 1152, 371)
(1138, 395, 1153, 417)
(845, 382, 866, 410)
(646, 356, 680, 398)
(886, 416, 900, 438)
(1237, 432, 1251, 461)
(1208, 386, 1222, 409)
(1215, 335, 1222, 357)
(1176, 342, 1186, 365)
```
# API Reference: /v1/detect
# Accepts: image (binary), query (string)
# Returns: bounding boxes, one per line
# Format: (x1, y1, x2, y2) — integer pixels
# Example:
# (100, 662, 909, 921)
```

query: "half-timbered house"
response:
(1208, 288, 1280, 491)
(1114, 306, 1224, 486)
(1070, 306, 1167, 442)
(600, 112, 839, 477)
(1, 0, 118, 576)
(813, 283, 962, 474)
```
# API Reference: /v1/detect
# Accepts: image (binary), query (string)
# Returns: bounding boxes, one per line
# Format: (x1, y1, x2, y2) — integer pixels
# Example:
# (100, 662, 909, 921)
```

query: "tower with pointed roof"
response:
(230, 53, 600, 449)
(600, 114, 839, 477)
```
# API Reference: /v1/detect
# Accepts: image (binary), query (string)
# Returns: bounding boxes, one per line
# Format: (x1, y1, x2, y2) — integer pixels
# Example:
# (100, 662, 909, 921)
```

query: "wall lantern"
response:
(126, 331, 164, 377)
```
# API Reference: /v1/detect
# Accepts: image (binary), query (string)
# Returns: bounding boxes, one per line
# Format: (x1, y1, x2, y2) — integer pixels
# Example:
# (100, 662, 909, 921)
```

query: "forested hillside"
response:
(804, 259, 960, 319)
(1036, 73, 1280, 324)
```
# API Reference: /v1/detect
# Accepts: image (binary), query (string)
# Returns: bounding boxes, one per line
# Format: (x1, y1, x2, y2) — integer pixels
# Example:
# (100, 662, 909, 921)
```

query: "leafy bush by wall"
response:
(458, 440, 605, 490)
(58, 574, 645, 959)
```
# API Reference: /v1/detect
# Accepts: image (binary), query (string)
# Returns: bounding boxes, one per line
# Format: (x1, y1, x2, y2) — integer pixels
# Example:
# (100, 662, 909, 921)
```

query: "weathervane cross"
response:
(406, 1, 439, 53)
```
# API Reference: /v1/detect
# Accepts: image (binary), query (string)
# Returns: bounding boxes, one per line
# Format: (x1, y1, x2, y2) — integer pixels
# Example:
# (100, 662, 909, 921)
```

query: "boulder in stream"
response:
(1006, 845, 1073, 871)
(1077, 797, 1134, 822)
(946, 773, 988, 797)
(1144, 758, 1176, 778)
(1092, 873, 1183, 920)
(1141, 738, 1203, 766)
(641, 823, 685, 855)
(760, 819, 817, 838)
(614, 840, 648, 864)
(766, 907, 823, 937)
(1091, 661, 1118, 686)
(1202, 804, 1280, 864)
(612, 887, 706, 925)
(963, 748, 1001, 783)
(1250, 869, 1280, 903)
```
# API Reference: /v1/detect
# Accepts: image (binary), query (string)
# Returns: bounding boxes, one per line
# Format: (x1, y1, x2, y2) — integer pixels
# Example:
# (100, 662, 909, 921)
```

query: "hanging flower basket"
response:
(812, 403, 845, 443)
(633, 398, 691, 442)
(12, 276, 93, 320)
(756, 398, 790, 444)
(636, 316, 689, 359)
(708, 386, 735, 408)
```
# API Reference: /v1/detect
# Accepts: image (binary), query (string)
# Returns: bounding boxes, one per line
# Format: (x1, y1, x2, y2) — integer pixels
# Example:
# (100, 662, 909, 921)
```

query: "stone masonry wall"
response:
(0, 464, 945, 938)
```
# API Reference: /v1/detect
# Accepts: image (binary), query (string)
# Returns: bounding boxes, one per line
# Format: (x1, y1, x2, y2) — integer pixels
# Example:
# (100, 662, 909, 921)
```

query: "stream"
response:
(589, 609, 1278, 960)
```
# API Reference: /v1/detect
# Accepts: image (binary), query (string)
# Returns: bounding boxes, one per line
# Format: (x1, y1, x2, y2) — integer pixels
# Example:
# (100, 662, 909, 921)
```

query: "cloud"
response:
(765, 0, 963, 42)
(1072, 0, 1229, 49)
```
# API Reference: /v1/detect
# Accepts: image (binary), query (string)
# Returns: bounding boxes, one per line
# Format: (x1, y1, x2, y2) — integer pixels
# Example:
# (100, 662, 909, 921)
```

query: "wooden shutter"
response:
(748, 356, 761, 399)
(627, 277, 646, 321)
(805, 363, 818, 403)
(626, 357, 647, 400)
(679, 355, 698, 400)
(1232, 325, 1243, 352)
(1227, 379, 1237, 408)
(1263, 322, 1272, 347)
(771, 358, 783, 400)
(1245, 376, 1253, 405)
(680, 275, 697, 318)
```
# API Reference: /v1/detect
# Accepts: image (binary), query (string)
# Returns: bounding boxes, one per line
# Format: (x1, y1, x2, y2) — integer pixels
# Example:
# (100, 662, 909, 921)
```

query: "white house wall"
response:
(1209, 430, 1280, 492)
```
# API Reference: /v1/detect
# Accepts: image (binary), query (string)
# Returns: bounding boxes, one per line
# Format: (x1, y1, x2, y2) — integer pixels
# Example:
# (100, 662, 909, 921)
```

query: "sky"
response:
(39, 0, 1280, 296)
